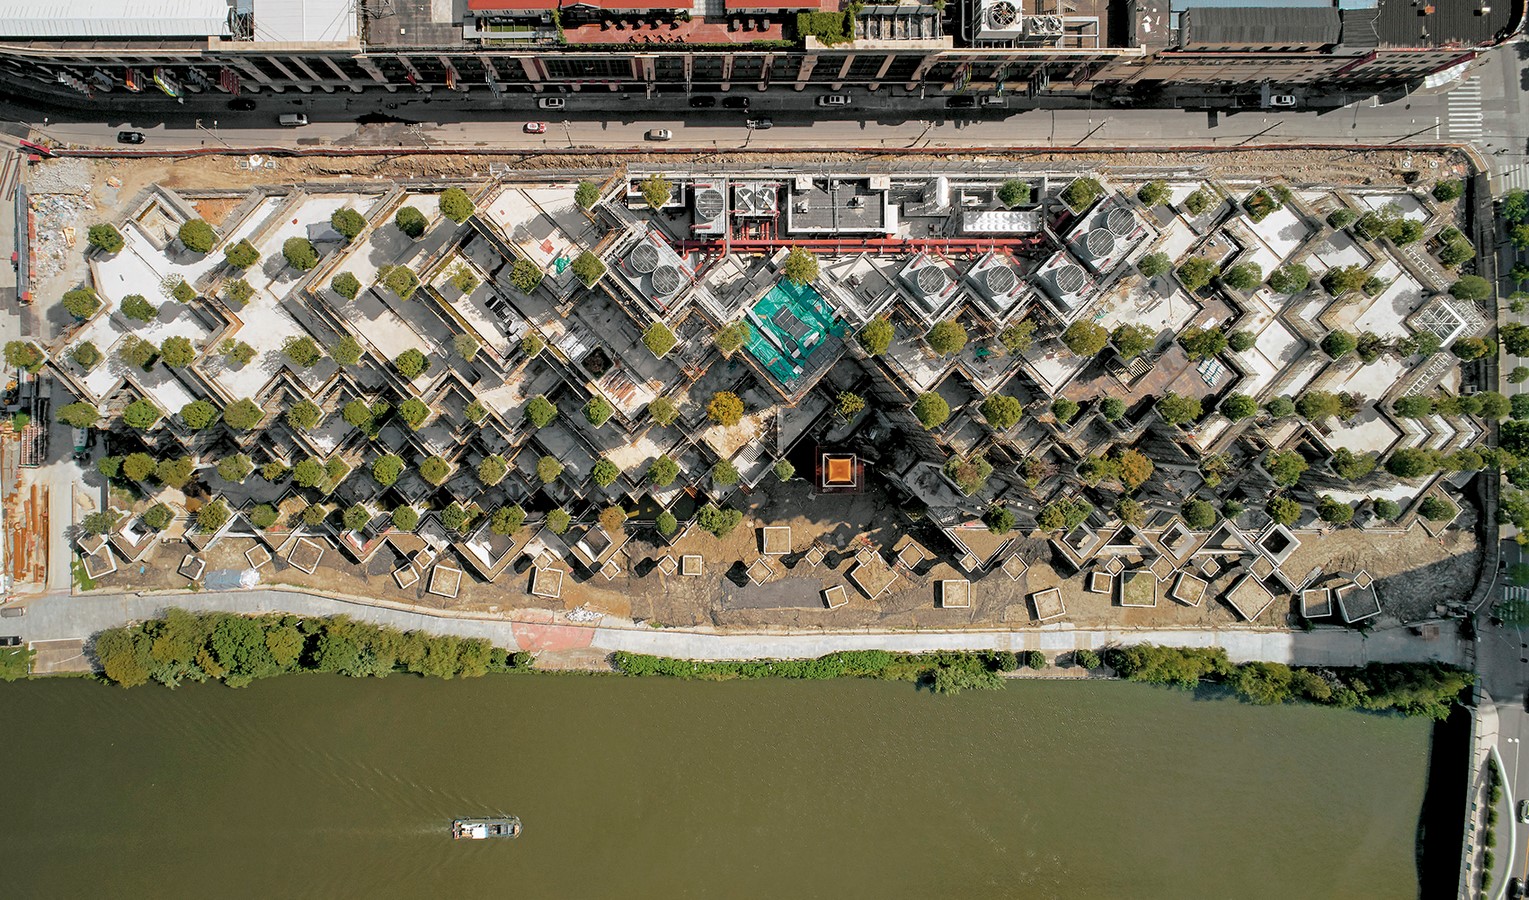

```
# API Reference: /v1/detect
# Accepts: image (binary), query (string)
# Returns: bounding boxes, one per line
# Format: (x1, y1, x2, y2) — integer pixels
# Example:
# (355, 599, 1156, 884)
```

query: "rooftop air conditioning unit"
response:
(973, 0, 1026, 39)
(1027, 14, 1064, 35)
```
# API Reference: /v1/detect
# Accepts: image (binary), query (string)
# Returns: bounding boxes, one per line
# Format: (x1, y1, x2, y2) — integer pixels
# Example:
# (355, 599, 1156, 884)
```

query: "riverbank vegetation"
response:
(0, 646, 34, 681)
(613, 649, 1019, 694)
(93, 609, 530, 688)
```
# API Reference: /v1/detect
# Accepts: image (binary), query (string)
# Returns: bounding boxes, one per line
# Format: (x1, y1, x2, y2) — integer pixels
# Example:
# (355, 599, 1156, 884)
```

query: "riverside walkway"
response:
(9, 588, 1465, 667)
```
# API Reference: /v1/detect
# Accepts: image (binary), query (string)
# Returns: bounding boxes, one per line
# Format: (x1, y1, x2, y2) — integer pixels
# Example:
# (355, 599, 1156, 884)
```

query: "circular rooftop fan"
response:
(629, 241, 660, 274)
(915, 266, 947, 295)
(987, 0, 1019, 29)
(1056, 264, 1086, 295)
(985, 265, 1017, 295)
(1106, 207, 1135, 237)
(1085, 228, 1115, 258)
(652, 264, 684, 296)
(695, 188, 724, 221)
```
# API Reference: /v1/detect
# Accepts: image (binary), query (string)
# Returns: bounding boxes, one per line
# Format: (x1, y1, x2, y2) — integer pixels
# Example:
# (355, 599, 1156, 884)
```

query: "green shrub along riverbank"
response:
(93, 609, 530, 688)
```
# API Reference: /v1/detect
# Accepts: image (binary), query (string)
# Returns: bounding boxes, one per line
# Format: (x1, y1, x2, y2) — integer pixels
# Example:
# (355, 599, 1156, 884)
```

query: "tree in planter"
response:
(1178, 326, 1229, 361)
(82, 510, 121, 537)
(341, 504, 371, 533)
(291, 458, 326, 489)
(122, 452, 155, 482)
(1100, 397, 1126, 422)
(1137, 180, 1171, 207)
(983, 504, 1017, 535)
(282, 335, 323, 368)
(490, 504, 526, 536)
(1116, 449, 1154, 490)
(1296, 390, 1344, 422)
(156, 456, 196, 489)
(222, 398, 265, 431)
(223, 278, 254, 308)
(1452, 336, 1495, 361)
(158, 334, 195, 366)
(1267, 264, 1310, 295)
(419, 456, 452, 486)
(774, 459, 795, 482)
(1176, 256, 1218, 292)
(1155, 392, 1201, 426)
(217, 454, 253, 483)
(1111, 323, 1155, 361)
(330, 207, 366, 241)
(712, 459, 741, 486)
(56, 402, 99, 429)
(1265, 450, 1309, 487)
(655, 510, 679, 538)
(439, 503, 477, 534)
(944, 454, 994, 495)
(142, 503, 174, 531)
(330, 271, 362, 301)
(452, 333, 480, 362)
(329, 335, 362, 368)
(88, 223, 125, 254)
(1387, 447, 1441, 480)
(648, 397, 679, 426)
(584, 395, 614, 427)
(642, 321, 677, 358)
(570, 251, 606, 288)
(998, 179, 1032, 208)
(301, 503, 328, 527)
(260, 461, 289, 483)
(926, 319, 968, 356)
(1220, 262, 1262, 291)
(1321, 264, 1368, 297)
(122, 399, 162, 430)
(478, 454, 508, 486)
(782, 247, 819, 285)
(1115, 497, 1146, 527)
(1181, 498, 1217, 530)
(60, 288, 103, 324)
(1355, 331, 1387, 364)
(1330, 448, 1376, 481)
(592, 458, 620, 488)
(1373, 498, 1402, 521)
(178, 219, 216, 253)
(648, 454, 680, 487)
(465, 400, 488, 424)
(180, 400, 219, 431)
(1059, 320, 1108, 358)
(397, 398, 430, 430)
(981, 394, 1023, 430)
(521, 333, 545, 359)
(385, 505, 417, 532)
(1060, 176, 1103, 211)
(1220, 393, 1257, 420)
(170, 280, 196, 304)
(282, 237, 319, 271)
(509, 258, 543, 294)
(1321, 330, 1357, 359)
(836, 391, 866, 420)
(1450, 275, 1492, 302)
(1419, 496, 1458, 522)
(1266, 496, 1301, 526)
(394, 348, 429, 379)
(536, 455, 563, 485)
(438, 187, 474, 224)
(378, 264, 420, 301)
(70, 341, 102, 370)
(119, 335, 158, 371)
(1327, 208, 1358, 229)
(526, 395, 558, 427)
(285, 400, 321, 432)
(547, 508, 573, 535)
(1051, 397, 1080, 425)
(575, 181, 601, 211)
(1183, 188, 1214, 216)
(697, 504, 744, 538)
(119, 293, 157, 323)
(639, 173, 673, 210)
(714, 320, 752, 356)
(342, 399, 376, 430)
(1038, 497, 1093, 532)
(222, 240, 259, 270)
(912, 392, 950, 430)
(1432, 180, 1463, 202)
(395, 205, 427, 238)
(1137, 251, 1170, 278)
(4, 341, 44, 374)
(371, 455, 404, 487)
(856, 317, 895, 357)
(197, 501, 231, 533)
(707, 391, 745, 427)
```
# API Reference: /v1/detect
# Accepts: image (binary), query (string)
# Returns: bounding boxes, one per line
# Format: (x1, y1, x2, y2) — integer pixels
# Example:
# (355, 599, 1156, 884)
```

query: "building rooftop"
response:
(1375, 0, 1515, 47)
(0, 0, 230, 38)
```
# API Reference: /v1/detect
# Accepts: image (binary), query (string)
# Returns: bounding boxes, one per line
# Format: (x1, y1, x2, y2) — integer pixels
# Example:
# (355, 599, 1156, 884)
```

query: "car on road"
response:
(1510, 876, 1526, 899)
(817, 94, 850, 107)
(0, 636, 19, 646)
(1270, 94, 1297, 107)
(689, 96, 716, 108)
(745, 117, 773, 130)
(722, 96, 749, 109)
(645, 128, 673, 141)
(228, 97, 257, 111)
(1520, 799, 1529, 823)
(945, 96, 976, 109)
(277, 113, 308, 127)
(524, 122, 547, 134)
(116, 131, 145, 144)
(537, 97, 566, 110)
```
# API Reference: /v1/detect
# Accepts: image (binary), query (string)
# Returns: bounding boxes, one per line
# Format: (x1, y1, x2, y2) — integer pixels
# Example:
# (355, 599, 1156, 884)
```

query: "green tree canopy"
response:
(1062, 320, 1109, 356)
(330, 207, 366, 240)
(707, 391, 745, 426)
(394, 205, 427, 238)
(223, 239, 259, 270)
(180, 400, 219, 430)
(926, 319, 968, 356)
(438, 187, 474, 223)
(119, 293, 157, 323)
(859, 317, 894, 356)
(526, 394, 558, 427)
(178, 219, 216, 253)
(782, 247, 819, 285)
(912, 392, 950, 430)
(62, 287, 101, 319)
(1156, 392, 1202, 426)
(222, 398, 264, 431)
(87, 223, 124, 254)
(282, 237, 318, 271)
(981, 394, 1023, 430)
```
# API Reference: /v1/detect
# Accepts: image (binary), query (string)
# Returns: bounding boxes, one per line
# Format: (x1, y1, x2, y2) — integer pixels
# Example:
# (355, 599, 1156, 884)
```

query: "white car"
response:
(1519, 799, 1529, 823)
(1270, 94, 1297, 107)
(536, 97, 565, 110)
(646, 128, 673, 141)
(817, 94, 850, 107)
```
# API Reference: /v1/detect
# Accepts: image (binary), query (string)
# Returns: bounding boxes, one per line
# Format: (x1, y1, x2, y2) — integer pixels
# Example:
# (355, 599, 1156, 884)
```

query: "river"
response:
(0, 675, 1430, 899)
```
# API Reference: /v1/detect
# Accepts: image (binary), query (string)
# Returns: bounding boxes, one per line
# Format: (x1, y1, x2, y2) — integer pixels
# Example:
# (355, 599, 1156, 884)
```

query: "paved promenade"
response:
(7, 588, 1464, 667)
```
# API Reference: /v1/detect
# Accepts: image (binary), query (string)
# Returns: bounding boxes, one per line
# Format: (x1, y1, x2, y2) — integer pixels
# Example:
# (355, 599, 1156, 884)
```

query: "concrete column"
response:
(520, 57, 544, 89)
(831, 54, 853, 91)
(720, 53, 734, 90)
(868, 53, 894, 91)
(795, 53, 817, 91)
(683, 53, 693, 89)
(906, 51, 938, 92)
(354, 56, 393, 91)
(230, 58, 272, 86)
(263, 56, 310, 92)
(290, 57, 332, 92)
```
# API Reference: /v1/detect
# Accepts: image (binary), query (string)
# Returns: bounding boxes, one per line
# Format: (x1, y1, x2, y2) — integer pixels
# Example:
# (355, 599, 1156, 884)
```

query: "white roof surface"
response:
(251, 0, 358, 43)
(0, 0, 231, 38)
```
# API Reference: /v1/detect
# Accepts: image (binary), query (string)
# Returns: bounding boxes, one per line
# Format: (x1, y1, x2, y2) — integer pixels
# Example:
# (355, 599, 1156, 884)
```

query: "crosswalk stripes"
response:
(1504, 585, 1529, 603)
(1447, 75, 1484, 139)
(1498, 164, 1529, 195)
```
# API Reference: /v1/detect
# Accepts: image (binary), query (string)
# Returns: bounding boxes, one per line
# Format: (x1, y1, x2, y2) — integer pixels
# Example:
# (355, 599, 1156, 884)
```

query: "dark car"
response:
(116, 131, 145, 144)
(689, 95, 716, 108)
(722, 96, 749, 109)
(228, 97, 257, 111)
(945, 96, 976, 109)
(0, 636, 20, 646)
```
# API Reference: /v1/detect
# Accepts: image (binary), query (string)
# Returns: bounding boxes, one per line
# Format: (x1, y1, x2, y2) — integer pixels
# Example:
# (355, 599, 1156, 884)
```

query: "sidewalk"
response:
(10, 588, 1465, 666)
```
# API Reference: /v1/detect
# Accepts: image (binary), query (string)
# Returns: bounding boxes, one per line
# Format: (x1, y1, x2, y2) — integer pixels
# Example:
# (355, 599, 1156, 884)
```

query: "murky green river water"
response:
(0, 675, 1430, 899)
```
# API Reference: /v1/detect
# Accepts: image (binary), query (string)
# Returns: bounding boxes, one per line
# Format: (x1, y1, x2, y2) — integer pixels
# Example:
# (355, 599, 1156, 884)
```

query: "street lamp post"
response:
(194, 118, 231, 149)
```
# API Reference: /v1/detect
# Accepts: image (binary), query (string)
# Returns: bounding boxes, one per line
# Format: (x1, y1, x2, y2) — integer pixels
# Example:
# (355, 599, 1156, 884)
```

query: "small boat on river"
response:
(452, 816, 522, 840)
